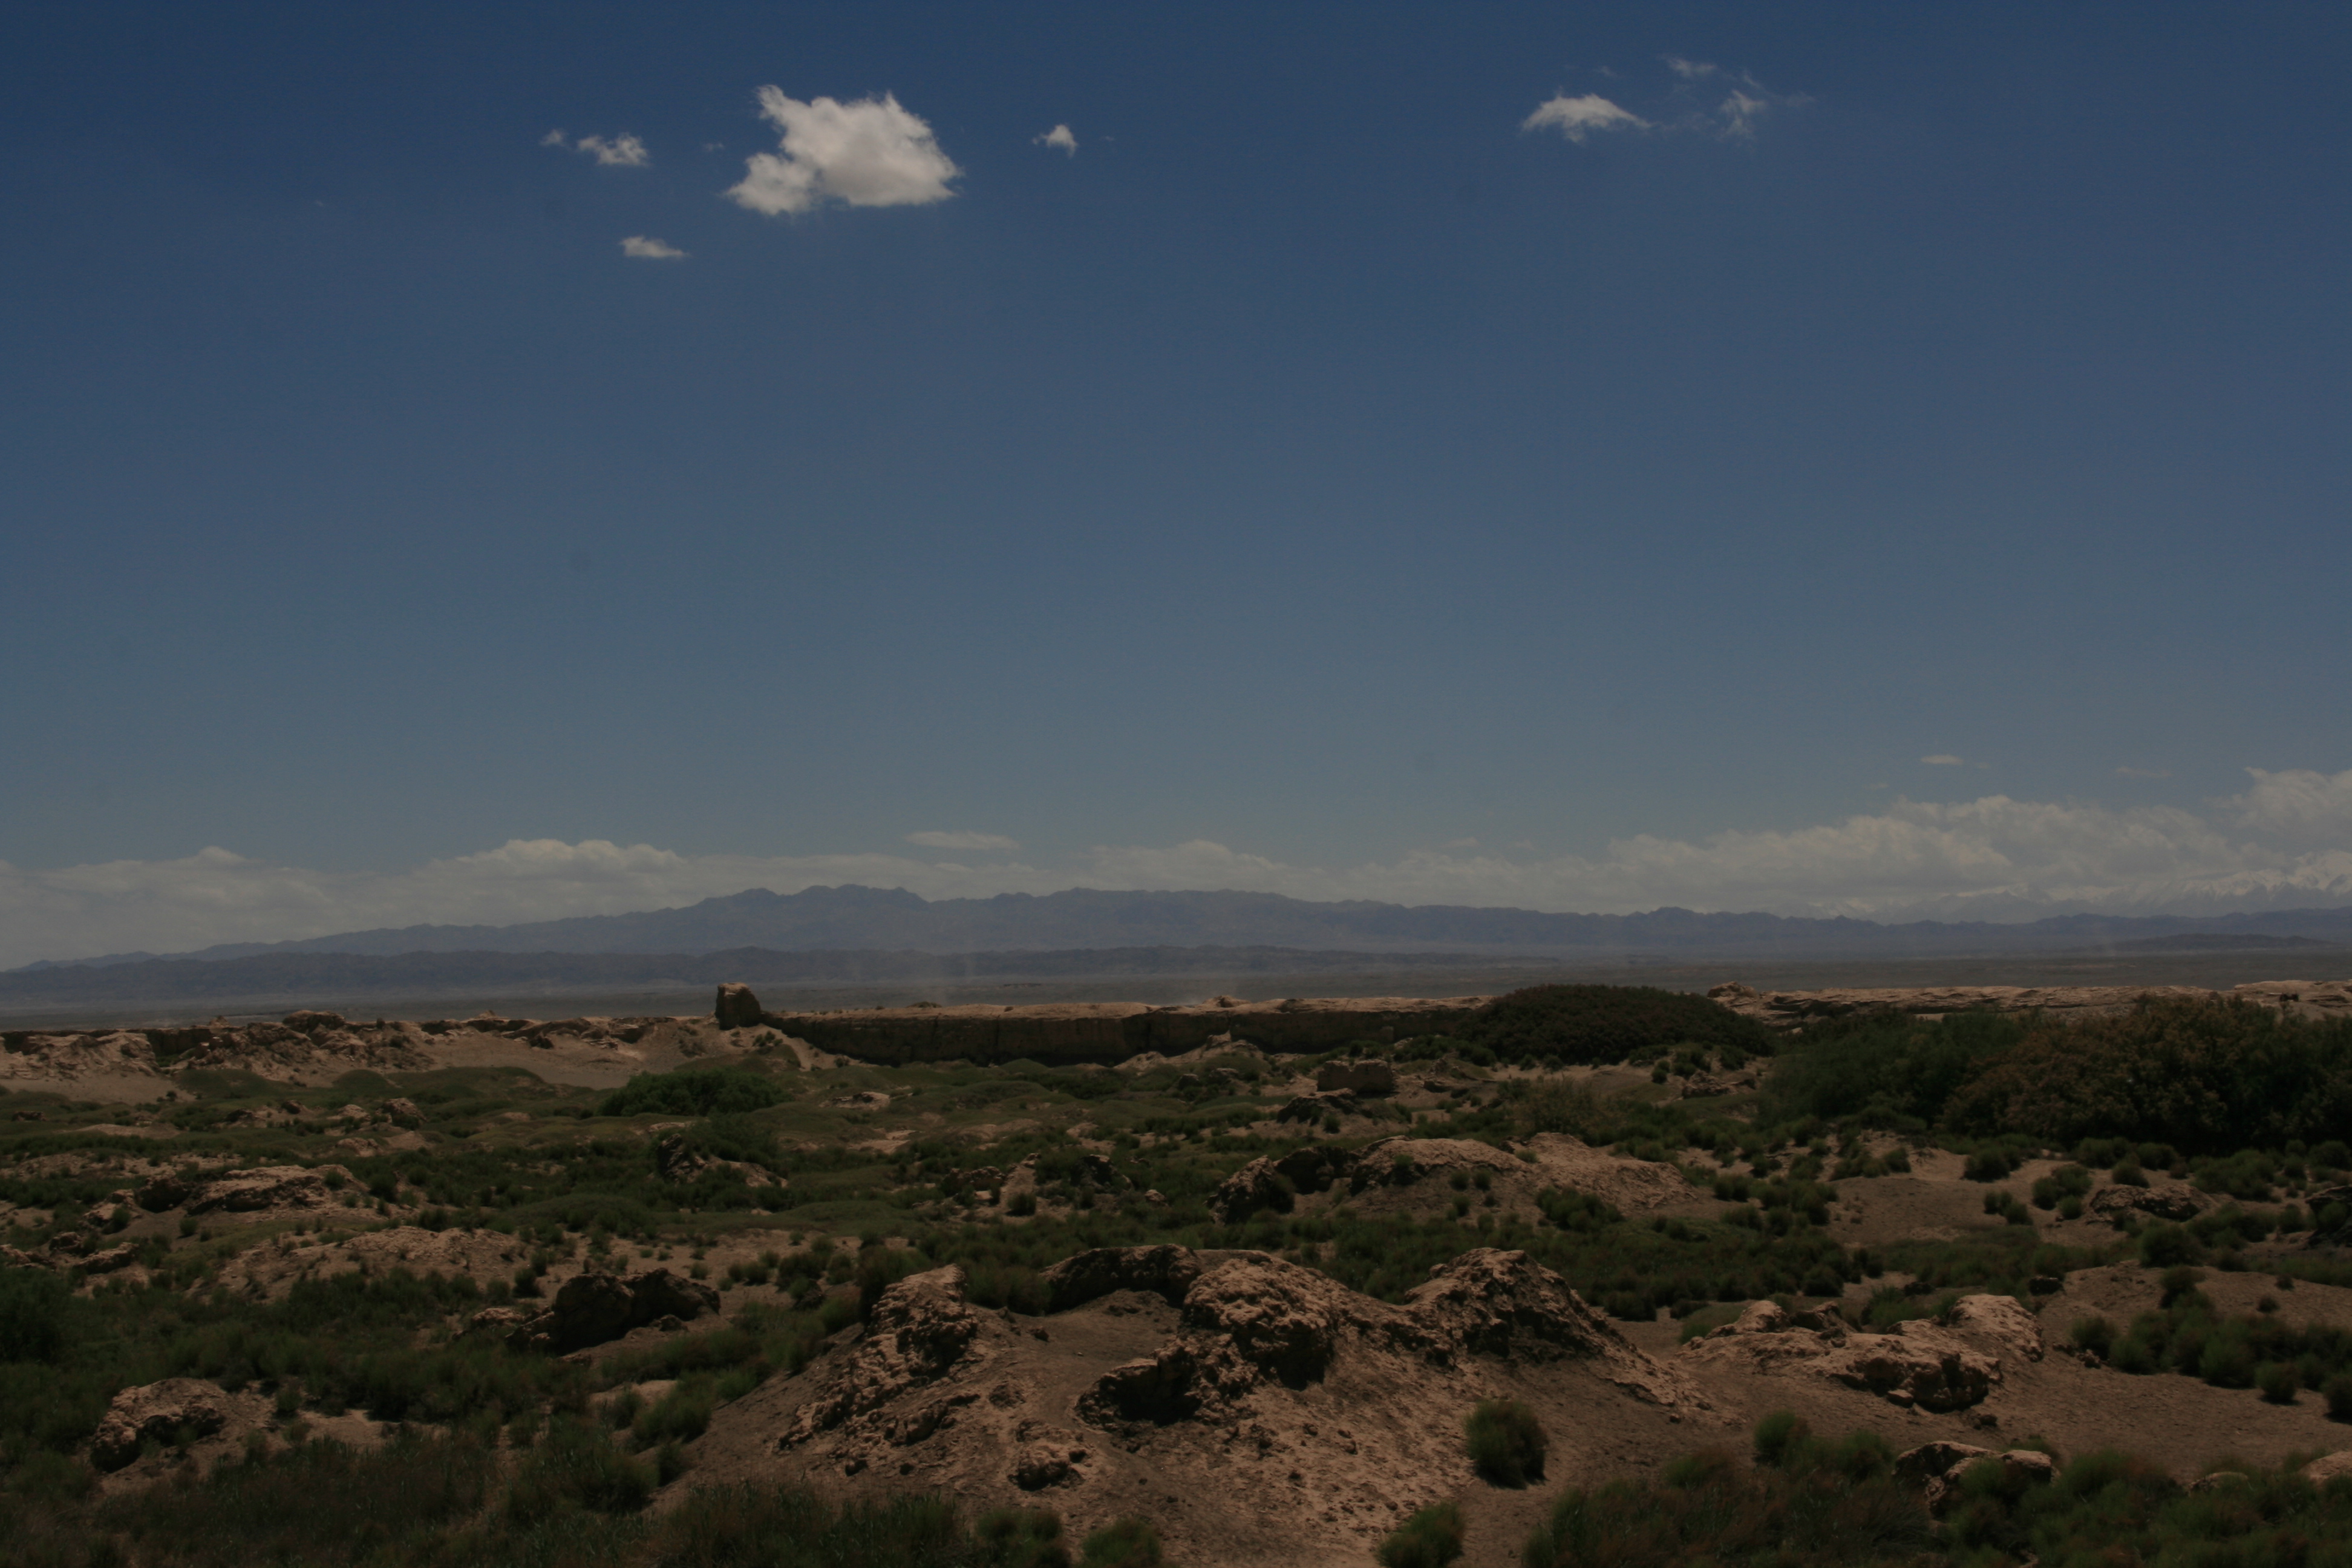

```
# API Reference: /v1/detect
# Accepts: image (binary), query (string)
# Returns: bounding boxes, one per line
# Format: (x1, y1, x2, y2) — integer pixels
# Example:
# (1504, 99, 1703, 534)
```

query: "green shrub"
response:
(2256, 1360, 2299, 1403)
(0, 1269, 68, 1364)
(633, 1377, 716, 1446)
(1945, 998, 2352, 1154)
(1762, 1009, 2025, 1126)
(94, 1432, 493, 1565)
(2140, 1225, 2204, 1269)
(505, 1417, 652, 1520)
(648, 1483, 973, 1567)
(1077, 1517, 1162, 1568)
(1374, 1501, 1463, 1568)
(2069, 1315, 2117, 1359)
(1457, 985, 1770, 1067)
(1463, 1397, 1547, 1487)
(972, 1506, 1068, 1568)
(1523, 1436, 1929, 1568)
(599, 1067, 786, 1119)
(2327, 1372, 2352, 1420)
(1752, 1409, 1810, 1468)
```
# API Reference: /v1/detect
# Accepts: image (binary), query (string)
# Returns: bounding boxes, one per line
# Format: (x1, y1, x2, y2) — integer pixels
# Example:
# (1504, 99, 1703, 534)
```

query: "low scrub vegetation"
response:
(1768, 996, 2352, 1156)
(1464, 1397, 1547, 1487)
(1523, 1412, 2352, 1568)
(1457, 984, 1774, 1067)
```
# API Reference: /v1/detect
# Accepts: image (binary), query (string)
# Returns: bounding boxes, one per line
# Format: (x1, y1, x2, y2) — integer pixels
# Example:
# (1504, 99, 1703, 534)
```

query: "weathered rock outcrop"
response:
(1681, 1294, 2025, 1411)
(783, 1265, 987, 1446)
(714, 982, 766, 1030)
(1081, 1248, 1704, 1431)
(497, 1267, 720, 1353)
(1895, 1442, 2057, 1515)
(1275, 1089, 1357, 1123)
(1039, 1246, 1204, 1313)
(740, 1244, 1703, 1564)
(1209, 1149, 1343, 1223)
(2087, 1183, 2212, 1223)
(90, 1379, 230, 1471)
(134, 1164, 359, 1217)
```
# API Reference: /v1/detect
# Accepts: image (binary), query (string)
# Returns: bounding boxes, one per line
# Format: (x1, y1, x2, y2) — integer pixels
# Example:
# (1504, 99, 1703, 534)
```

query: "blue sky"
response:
(5, 3, 2351, 962)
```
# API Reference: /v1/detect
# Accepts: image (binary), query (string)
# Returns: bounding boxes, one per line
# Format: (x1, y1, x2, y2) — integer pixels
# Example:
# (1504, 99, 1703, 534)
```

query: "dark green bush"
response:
(93, 1432, 492, 1567)
(972, 1506, 1068, 1568)
(1374, 1501, 1463, 1568)
(1526, 1425, 1928, 1568)
(505, 1417, 652, 1520)
(1076, 1517, 1162, 1568)
(1762, 1010, 2025, 1126)
(648, 1483, 986, 1567)
(1752, 1409, 1810, 1467)
(600, 1067, 786, 1119)
(1464, 1397, 1547, 1487)
(1945, 997, 2352, 1154)
(1457, 985, 1770, 1067)
(0, 1269, 68, 1364)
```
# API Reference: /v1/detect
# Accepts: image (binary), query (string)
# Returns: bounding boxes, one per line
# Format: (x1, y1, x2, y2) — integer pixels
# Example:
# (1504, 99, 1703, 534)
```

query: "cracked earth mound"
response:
(685, 1246, 1706, 1567)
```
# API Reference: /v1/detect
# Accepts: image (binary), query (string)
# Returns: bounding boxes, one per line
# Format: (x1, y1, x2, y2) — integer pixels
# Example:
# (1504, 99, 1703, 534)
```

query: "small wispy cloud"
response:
(620, 235, 687, 259)
(544, 130, 650, 167)
(1522, 93, 1651, 143)
(905, 831, 1021, 853)
(1530, 60, 1810, 146)
(1661, 59, 1812, 140)
(726, 90, 960, 216)
(1921, 754, 1967, 766)
(2116, 766, 2172, 780)
(1034, 124, 1078, 155)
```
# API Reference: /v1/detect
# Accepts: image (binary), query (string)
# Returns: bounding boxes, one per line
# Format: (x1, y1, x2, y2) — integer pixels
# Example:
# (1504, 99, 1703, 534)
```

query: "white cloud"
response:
(2116, 766, 2171, 779)
(13, 772, 2352, 966)
(904, 831, 1021, 853)
(1663, 56, 1720, 80)
(1036, 124, 1078, 155)
(2223, 766, 2352, 849)
(620, 235, 688, 259)
(1921, 754, 1966, 766)
(725, 89, 959, 216)
(546, 131, 650, 167)
(1522, 93, 1651, 142)
(1716, 90, 1773, 140)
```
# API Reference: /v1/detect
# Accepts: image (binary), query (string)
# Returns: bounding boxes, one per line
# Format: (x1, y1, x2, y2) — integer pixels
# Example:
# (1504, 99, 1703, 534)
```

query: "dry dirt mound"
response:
(0, 1031, 161, 1083)
(214, 1224, 530, 1300)
(1677, 1297, 2033, 1412)
(693, 1246, 1702, 1567)
(0, 1008, 759, 1097)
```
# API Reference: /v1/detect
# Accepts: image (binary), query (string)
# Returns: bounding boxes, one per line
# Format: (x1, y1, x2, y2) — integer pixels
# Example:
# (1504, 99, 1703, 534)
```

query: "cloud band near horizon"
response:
(5, 771, 2352, 968)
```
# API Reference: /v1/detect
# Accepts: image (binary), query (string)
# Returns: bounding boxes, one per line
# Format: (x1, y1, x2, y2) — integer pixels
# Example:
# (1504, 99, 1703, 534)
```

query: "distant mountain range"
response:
(19, 884, 2352, 973)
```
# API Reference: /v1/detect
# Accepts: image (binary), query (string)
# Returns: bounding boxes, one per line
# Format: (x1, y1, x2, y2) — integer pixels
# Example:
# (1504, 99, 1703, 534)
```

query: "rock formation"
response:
(482, 1267, 721, 1354)
(90, 1379, 230, 1471)
(1678, 1295, 2036, 1411)
(714, 982, 766, 1030)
